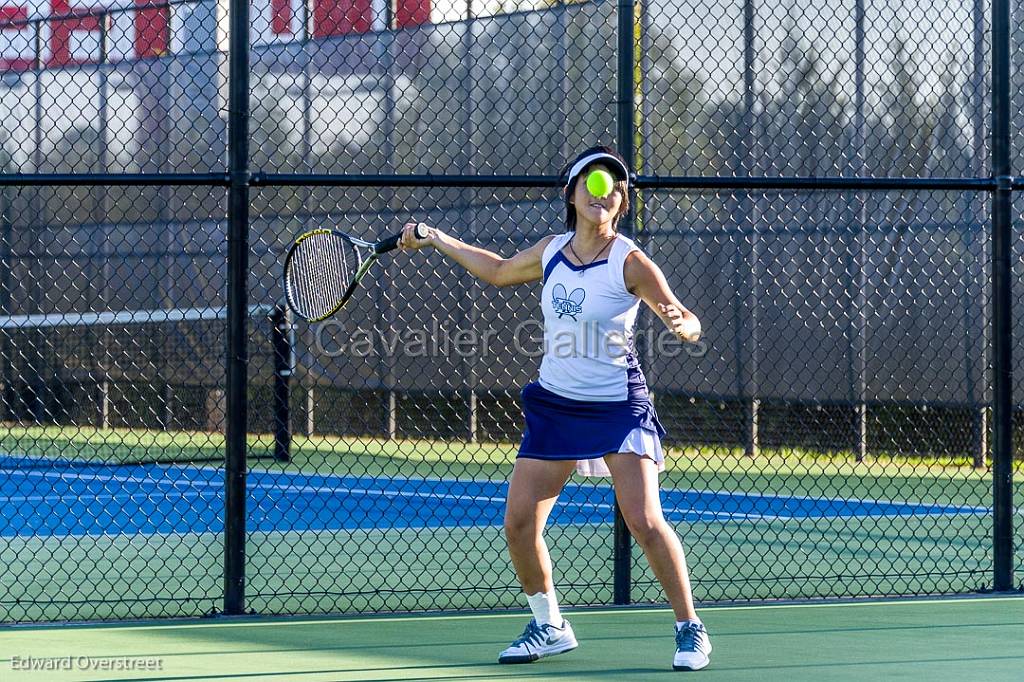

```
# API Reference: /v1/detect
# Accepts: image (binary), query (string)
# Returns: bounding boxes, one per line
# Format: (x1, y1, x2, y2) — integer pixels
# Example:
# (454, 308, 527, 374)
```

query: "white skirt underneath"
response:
(574, 427, 666, 478)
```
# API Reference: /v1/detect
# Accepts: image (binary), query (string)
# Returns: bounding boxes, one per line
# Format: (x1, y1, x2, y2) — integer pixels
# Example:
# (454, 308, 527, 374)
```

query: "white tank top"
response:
(538, 232, 647, 402)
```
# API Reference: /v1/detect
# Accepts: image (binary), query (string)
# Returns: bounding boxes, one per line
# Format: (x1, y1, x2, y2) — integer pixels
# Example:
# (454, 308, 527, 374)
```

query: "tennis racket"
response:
(284, 222, 429, 322)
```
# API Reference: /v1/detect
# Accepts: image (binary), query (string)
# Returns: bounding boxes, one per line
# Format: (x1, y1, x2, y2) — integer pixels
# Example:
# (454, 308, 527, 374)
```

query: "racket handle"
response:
(376, 222, 430, 254)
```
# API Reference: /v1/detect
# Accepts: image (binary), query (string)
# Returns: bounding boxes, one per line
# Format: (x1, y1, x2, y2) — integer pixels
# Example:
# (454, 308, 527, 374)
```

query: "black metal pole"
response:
(970, 0, 988, 469)
(990, 0, 1014, 593)
(853, 0, 868, 463)
(741, 0, 759, 459)
(613, 0, 635, 606)
(271, 304, 292, 463)
(459, 19, 480, 443)
(0, 178, 10, 421)
(224, 0, 251, 615)
(245, 173, 996, 191)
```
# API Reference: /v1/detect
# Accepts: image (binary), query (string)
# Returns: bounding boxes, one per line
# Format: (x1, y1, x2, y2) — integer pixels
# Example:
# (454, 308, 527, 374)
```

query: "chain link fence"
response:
(0, 0, 1020, 623)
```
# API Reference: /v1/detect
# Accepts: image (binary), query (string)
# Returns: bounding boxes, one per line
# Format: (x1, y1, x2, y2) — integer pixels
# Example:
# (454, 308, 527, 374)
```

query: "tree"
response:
(640, 31, 711, 178)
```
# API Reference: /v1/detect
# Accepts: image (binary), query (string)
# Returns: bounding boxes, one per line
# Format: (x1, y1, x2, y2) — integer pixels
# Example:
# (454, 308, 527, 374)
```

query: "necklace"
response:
(568, 235, 615, 277)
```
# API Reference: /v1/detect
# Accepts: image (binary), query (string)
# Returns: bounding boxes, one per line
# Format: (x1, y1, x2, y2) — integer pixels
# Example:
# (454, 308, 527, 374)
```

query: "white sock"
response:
(526, 590, 563, 628)
(676, 618, 702, 631)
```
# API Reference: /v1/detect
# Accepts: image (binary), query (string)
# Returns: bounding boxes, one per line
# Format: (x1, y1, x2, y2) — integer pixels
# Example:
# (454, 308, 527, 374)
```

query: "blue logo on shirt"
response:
(552, 283, 586, 320)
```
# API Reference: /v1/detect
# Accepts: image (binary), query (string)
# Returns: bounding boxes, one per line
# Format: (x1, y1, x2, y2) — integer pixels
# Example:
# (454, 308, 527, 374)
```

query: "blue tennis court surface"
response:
(0, 457, 987, 538)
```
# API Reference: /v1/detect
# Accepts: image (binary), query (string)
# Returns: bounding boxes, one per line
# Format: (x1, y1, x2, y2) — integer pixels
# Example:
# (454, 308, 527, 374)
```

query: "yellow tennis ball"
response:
(586, 169, 614, 198)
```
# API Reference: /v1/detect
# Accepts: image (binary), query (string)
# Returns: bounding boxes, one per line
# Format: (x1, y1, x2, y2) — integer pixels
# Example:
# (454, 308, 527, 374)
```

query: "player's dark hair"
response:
(562, 145, 630, 232)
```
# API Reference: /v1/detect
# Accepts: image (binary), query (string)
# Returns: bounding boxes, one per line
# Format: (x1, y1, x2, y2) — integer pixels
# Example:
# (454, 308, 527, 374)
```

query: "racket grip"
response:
(376, 223, 430, 254)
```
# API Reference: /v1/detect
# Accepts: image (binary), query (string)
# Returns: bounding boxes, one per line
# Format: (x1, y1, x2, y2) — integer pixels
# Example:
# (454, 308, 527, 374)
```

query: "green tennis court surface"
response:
(1, 597, 1021, 681)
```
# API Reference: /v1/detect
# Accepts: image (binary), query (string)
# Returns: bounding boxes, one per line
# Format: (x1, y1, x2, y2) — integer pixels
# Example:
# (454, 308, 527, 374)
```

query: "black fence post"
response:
(272, 304, 293, 463)
(990, 0, 1014, 593)
(613, 0, 635, 606)
(741, 0, 760, 460)
(224, 0, 252, 615)
(853, 0, 868, 462)
(0, 181, 9, 422)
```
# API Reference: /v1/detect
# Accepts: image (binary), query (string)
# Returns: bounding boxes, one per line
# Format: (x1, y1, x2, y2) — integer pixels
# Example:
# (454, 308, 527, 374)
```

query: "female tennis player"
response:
(398, 146, 711, 672)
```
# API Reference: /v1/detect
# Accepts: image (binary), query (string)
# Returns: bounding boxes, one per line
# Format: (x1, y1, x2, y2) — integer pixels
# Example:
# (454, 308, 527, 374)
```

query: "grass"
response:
(0, 423, 1020, 624)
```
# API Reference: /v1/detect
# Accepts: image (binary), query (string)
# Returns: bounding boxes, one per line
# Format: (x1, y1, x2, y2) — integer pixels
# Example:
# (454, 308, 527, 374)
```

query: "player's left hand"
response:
(658, 302, 701, 343)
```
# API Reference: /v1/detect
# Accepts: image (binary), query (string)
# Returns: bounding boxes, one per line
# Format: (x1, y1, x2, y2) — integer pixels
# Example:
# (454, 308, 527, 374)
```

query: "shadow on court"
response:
(0, 596, 1021, 681)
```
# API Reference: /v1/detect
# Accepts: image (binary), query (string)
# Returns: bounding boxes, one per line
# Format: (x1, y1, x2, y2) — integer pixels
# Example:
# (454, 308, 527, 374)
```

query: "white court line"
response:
(238, 460, 996, 513)
(8, 456, 990, 511)
(0, 487, 981, 523)
(0, 491, 221, 505)
(0, 468, 824, 521)
(0, 481, 764, 521)
(3, 464, 989, 518)
(11, 594, 1018, 633)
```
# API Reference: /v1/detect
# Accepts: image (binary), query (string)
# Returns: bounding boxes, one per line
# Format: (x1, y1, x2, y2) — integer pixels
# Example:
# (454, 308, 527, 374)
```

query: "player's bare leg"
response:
(605, 452, 712, 671)
(498, 458, 578, 664)
(503, 457, 574, 593)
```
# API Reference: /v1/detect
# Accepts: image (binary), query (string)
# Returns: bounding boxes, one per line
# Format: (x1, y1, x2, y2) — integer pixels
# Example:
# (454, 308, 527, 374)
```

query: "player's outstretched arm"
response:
(398, 222, 554, 287)
(624, 250, 702, 343)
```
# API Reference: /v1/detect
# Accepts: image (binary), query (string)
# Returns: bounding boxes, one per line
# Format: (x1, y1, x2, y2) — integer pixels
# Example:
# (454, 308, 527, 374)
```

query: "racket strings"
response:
(286, 233, 357, 321)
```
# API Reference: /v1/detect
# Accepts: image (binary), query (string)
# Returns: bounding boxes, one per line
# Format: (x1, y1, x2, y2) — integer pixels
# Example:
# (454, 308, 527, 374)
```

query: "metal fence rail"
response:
(0, 0, 1018, 623)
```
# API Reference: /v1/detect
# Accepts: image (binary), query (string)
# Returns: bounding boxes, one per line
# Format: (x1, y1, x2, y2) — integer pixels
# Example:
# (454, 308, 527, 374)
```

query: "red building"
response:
(0, 0, 431, 70)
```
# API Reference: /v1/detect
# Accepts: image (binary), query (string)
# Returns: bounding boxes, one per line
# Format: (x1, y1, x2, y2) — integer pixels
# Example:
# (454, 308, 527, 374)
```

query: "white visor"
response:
(565, 152, 629, 187)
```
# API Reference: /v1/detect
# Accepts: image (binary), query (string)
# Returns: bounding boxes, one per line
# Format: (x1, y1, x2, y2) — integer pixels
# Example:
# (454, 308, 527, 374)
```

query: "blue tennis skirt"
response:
(517, 381, 666, 461)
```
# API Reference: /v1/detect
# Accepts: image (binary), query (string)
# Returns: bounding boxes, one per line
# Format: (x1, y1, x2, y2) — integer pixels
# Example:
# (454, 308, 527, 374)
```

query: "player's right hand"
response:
(399, 222, 436, 250)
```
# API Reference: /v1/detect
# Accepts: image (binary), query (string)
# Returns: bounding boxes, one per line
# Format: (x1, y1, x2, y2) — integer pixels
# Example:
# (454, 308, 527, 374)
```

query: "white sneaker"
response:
(673, 621, 712, 671)
(498, 618, 578, 664)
